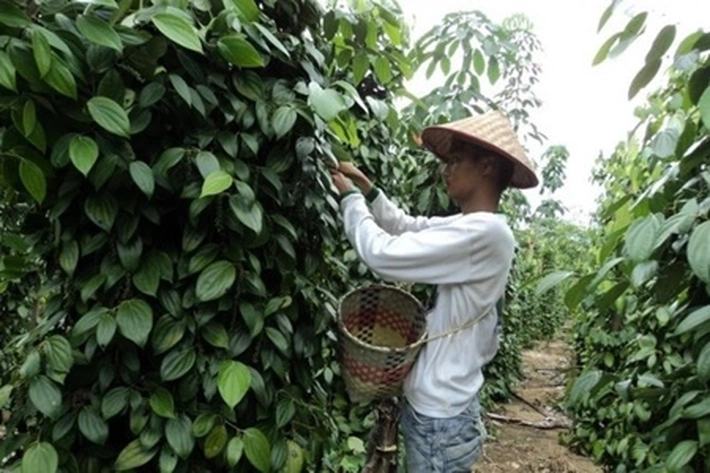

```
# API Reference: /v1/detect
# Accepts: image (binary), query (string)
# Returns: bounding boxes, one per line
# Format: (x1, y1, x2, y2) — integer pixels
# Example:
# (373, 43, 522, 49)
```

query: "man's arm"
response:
(340, 193, 508, 285)
(338, 162, 456, 235)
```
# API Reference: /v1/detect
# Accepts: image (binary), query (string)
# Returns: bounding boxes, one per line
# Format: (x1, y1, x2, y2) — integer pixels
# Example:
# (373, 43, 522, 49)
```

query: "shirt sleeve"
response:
(340, 194, 508, 285)
(368, 188, 460, 235)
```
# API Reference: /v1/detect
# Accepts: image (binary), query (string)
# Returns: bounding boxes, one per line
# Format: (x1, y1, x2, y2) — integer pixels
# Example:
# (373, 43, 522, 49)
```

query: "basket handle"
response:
(410, 306, 493, 349)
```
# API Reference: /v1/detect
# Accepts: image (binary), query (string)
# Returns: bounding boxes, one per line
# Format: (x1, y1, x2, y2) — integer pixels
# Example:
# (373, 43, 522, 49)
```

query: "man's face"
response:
(439, 151, 488, 203)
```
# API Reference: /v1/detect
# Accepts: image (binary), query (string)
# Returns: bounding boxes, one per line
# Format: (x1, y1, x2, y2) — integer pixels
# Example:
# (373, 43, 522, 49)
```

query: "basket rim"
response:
(336, 284, 427, 354)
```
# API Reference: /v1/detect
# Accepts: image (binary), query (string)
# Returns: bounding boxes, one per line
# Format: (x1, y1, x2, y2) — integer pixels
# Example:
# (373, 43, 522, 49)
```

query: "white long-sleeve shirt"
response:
(340, 190, 515, 418)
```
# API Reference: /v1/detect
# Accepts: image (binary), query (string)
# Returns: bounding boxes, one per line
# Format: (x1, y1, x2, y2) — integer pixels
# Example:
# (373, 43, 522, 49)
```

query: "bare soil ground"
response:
(474, 339, 603, 473)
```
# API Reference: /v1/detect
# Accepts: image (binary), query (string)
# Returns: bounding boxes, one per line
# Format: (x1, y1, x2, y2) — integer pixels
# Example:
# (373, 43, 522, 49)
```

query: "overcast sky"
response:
(400, 0, 710, 223)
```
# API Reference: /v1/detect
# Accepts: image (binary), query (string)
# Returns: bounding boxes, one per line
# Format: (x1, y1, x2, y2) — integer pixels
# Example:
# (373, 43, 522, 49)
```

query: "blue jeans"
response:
(400, 397, 486, 472)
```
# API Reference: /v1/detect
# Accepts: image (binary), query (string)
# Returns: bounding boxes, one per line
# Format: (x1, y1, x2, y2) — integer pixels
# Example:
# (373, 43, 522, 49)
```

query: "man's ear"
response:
(480, 156, 496, 176)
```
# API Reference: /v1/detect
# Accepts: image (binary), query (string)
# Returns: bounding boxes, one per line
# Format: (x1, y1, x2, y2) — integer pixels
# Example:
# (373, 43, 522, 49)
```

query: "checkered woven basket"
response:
(337, 285, 427, 403)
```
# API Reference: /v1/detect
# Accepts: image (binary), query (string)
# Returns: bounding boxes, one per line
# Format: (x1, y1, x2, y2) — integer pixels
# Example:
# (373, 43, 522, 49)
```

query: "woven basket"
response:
(337, 285, 427, 403)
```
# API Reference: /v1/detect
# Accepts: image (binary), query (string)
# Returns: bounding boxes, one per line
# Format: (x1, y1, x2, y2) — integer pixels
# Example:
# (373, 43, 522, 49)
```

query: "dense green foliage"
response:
(557, 5, 710, 471)
(0, 0, 410, 470)
(0, 190, 42, 379)
(0, 0, 584, 471)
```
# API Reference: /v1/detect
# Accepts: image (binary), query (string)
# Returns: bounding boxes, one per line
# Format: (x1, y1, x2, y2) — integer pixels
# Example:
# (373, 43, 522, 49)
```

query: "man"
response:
(329, 110, 538, 472)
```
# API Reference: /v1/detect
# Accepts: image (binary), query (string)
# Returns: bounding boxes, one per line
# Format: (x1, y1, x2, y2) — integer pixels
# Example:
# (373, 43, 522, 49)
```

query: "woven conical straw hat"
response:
(421, 110, 539, 189)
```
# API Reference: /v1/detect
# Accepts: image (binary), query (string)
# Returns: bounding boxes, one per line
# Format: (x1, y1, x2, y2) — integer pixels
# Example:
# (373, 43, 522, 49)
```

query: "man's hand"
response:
(337, 162, 373, 193)
(330, 169, 355, 195)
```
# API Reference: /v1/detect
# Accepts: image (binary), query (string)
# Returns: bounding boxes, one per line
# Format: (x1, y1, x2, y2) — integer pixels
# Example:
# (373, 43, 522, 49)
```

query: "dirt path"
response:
(474, 339, 602, 473)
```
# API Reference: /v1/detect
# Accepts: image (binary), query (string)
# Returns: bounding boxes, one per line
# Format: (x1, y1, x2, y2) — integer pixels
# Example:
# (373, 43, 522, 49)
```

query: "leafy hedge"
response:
(559, 6, 710, 472)
(0, 0, 395, 470)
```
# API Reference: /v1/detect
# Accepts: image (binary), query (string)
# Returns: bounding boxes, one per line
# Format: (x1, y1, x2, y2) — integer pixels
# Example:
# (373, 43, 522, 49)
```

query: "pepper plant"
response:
(0, 0, 415, 470)
(550, 4, 710, 470)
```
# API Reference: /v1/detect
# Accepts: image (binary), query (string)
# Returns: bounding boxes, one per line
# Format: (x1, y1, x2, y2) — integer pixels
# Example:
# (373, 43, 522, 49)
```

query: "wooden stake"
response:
(363, 398, 400, 473)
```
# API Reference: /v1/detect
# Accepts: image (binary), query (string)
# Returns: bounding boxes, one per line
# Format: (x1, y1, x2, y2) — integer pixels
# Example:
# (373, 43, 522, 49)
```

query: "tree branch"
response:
(485, 412, 572, 430)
